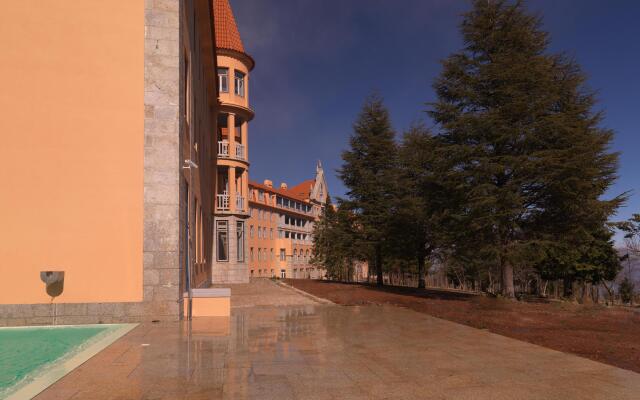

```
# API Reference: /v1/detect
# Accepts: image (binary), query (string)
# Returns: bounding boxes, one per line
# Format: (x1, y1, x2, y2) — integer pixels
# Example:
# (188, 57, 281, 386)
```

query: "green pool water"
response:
(0, 324, 136, 399)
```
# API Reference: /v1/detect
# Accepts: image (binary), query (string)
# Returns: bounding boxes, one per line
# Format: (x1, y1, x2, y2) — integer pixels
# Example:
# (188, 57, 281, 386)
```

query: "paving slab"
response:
(214, 278, 319, 308)
(34, 303, 640, 400)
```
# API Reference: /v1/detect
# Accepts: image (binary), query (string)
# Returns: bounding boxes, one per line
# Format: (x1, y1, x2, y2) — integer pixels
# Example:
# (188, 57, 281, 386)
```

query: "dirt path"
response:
(285, 279, 640, 373)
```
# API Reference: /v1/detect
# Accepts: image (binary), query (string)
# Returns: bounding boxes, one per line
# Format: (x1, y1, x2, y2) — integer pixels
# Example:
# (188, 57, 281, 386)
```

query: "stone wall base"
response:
(0, 299, 182, 326)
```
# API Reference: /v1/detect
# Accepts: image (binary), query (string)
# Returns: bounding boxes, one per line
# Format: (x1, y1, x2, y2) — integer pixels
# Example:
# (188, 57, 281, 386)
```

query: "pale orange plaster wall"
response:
(0, 1, 144, 304)
(184, 298, 231, 318)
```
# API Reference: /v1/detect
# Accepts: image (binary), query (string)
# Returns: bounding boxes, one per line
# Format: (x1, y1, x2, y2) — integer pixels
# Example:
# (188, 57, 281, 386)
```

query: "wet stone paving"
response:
(35, 280, 640, 400)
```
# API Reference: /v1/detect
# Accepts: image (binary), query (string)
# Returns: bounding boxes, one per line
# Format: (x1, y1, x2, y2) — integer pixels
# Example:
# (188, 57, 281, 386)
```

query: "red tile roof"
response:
(214, 0, 245, 53)
(288, 179, 315, 199)
(249, 180, 307, 202)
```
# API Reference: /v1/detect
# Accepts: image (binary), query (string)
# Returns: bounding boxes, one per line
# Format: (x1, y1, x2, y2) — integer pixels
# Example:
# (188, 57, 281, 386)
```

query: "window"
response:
(217, 68, 228, 93)
(250, 247, 254, 262)
(271, 248, 274, 260)
(280, 270, 286, 279)
(234, 70, 245, 97)
(277, 196, 282, 206)
(237, 222, 245, 262)
(278, 230, 283, 238)
(216, 221, 228, 262)
(280, 249, 286, 261)
(270, 228, 273, 239)
(258, 190, 264, 201)
(250, 225, 254, 238)
(293, 249, 297, 263)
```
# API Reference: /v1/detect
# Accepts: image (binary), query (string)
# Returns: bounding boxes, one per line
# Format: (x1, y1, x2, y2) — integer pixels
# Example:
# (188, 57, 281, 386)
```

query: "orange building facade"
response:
(247, 162, 329, 279)
(0, 0, 221, 324)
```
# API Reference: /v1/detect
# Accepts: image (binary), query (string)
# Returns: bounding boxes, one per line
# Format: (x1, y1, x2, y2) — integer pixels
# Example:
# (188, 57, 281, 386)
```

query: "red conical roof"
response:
(214, 0, 245, 53)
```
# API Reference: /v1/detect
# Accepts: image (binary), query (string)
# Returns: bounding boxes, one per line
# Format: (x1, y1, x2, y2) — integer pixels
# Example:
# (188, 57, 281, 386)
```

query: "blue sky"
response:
(233, 0, 639, 240)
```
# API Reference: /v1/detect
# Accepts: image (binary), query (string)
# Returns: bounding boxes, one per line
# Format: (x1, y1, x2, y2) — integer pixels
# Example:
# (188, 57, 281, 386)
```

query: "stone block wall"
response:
(142, 0, 182, 321)
(1, 0, 184, 326)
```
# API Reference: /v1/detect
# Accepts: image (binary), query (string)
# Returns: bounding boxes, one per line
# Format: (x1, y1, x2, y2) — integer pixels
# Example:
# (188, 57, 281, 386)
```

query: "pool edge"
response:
(4, 323, 138, 400)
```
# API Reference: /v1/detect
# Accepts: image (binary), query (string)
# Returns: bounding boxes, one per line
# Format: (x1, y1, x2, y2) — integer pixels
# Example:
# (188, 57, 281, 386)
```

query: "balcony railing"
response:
(218, 140, 246, 161)
(218, 141, 229, 157)
(236, 195, 245, 211)
(217, 194, 229, 210)
(235, 144, 245, 160)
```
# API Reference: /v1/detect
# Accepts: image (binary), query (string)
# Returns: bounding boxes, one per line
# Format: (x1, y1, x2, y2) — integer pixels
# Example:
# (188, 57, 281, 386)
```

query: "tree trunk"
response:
(417, 255, 426, 289)
(601, 281, 614, 305)
(502, 263, 515, 298)
(580, 281, 594, 305)
(563, 276, 574, 299)
(375, 244, 383, 286)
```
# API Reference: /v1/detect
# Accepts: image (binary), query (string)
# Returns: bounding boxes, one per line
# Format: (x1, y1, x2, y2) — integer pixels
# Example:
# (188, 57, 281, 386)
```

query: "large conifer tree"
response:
(396, 124, 446, 288)
(311, 196, 363, 281)
(339, 95, 398, 286)
(429, 0, 622, 297)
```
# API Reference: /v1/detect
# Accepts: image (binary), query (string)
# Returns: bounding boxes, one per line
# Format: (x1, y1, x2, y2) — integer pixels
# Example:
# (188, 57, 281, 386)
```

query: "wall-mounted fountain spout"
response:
(40, 271, 65, 298)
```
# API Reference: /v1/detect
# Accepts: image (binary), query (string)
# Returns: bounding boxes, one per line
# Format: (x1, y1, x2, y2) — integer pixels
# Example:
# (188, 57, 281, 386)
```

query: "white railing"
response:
(217, 194, 229, 210)
(218, 141, 229, 157)
(236, 195, 245, 211)
(235, 143, 245, 160)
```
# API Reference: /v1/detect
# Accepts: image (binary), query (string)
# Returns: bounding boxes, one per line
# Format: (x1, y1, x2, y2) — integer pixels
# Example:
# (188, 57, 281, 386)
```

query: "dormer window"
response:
(234, 70, 245, 97)
(217, 68, 228, 93)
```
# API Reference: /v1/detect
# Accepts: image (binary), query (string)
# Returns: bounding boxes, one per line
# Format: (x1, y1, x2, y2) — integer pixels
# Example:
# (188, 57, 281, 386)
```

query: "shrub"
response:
(619, 277, 635, 304)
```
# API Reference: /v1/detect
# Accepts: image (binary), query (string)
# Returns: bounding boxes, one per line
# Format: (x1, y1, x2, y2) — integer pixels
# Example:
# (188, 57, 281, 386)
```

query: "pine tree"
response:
(311, 196, 364, 281)
(396, 124, 446, 288)
(311, 195, 338, 278)
(339, 95, 398, 286)
(620, 213, 640, 255)
(428, 0, 623, 297)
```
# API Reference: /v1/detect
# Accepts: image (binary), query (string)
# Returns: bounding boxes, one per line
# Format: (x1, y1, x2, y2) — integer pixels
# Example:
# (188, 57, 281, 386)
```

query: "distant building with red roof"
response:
(247, 161, 329, 279)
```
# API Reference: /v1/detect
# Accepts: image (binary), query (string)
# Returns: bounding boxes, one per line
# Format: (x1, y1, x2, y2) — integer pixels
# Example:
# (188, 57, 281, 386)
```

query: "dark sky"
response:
(232, 0, 640, 241)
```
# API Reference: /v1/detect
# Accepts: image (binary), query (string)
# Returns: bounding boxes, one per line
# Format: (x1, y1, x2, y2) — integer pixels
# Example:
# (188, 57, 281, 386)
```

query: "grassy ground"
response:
(284, 279, 640, 373)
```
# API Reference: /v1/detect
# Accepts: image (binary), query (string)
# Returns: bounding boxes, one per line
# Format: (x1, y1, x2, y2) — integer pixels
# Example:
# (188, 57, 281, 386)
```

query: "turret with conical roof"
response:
(214, 0, 254, 70)
(212, 0, 254, 283)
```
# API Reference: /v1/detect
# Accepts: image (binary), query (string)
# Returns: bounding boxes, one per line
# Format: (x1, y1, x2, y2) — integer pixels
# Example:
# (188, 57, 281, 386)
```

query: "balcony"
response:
(235, 144, 245, 160)
(218, 141, 229, 157)
(216, 193, 248, 214)
(216, 194, 230, 211)
(236, 195, 245, 211)
(217, 140, 246, 162)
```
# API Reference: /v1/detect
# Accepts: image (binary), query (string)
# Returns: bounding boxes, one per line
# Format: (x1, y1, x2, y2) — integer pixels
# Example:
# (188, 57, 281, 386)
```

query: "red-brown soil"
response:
(284, 279, 640, 373)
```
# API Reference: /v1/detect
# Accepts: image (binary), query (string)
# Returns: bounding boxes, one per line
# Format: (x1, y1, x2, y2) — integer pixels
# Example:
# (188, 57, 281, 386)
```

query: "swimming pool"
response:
(0, 323, 136, 399)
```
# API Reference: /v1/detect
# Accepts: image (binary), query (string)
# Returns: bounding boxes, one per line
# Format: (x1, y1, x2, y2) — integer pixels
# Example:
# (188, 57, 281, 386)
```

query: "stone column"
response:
(242, 169, 248, 211)
(227, 113, 235, 157)
(241, 120, 248, 160)
(229, 166, 236, 213)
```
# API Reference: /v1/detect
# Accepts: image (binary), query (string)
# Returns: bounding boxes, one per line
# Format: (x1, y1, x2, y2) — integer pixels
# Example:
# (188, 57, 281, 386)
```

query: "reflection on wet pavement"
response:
(35, 304, 640, 400)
